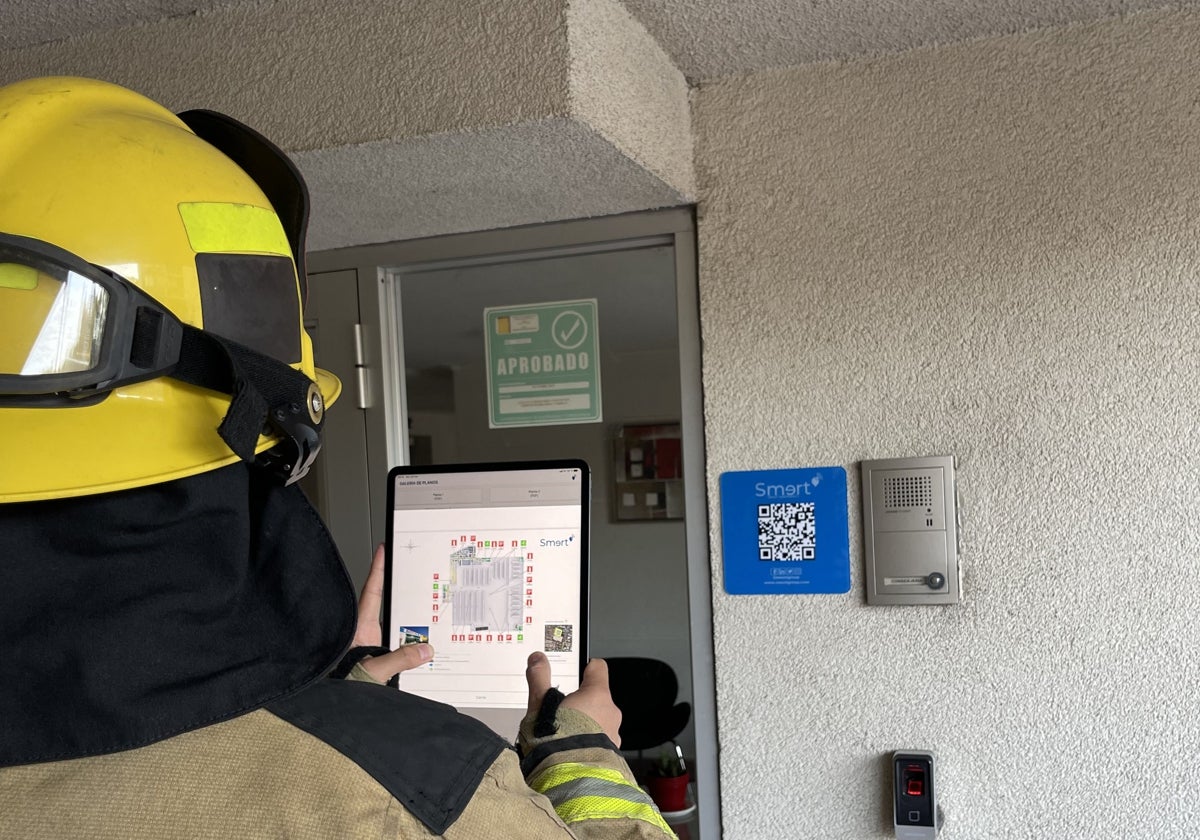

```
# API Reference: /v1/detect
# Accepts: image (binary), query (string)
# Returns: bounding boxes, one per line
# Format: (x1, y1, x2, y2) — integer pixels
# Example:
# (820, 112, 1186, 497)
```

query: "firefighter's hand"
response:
(355, 544, 434, 682)
(526, 652, 622, 747)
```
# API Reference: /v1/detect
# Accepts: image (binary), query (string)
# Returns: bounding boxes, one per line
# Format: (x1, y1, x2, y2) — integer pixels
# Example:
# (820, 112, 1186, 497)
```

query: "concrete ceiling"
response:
(3, 0, 1195, 82)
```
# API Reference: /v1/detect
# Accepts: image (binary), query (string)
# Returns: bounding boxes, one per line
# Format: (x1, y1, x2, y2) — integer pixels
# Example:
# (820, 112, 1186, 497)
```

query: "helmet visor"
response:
(0, 259, 110, 376)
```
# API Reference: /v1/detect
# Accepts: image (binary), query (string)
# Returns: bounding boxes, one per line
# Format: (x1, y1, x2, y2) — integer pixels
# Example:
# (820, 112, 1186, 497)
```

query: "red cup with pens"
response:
(648, 744, 690, 813)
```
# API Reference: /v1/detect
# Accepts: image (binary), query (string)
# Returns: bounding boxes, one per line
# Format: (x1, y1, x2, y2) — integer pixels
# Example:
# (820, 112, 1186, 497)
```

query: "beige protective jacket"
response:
(0, 664, 676, 840)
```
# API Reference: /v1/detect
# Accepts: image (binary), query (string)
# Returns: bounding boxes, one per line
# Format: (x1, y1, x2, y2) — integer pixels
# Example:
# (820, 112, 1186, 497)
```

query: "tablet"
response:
(384, 459, 590, 739)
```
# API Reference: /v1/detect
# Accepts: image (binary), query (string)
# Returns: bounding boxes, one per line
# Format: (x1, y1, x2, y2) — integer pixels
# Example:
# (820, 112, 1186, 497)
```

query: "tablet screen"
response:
(384, 460, 589, 739)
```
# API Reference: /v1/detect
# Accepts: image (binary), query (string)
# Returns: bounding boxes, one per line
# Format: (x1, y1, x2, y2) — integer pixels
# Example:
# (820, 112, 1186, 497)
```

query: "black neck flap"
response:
(0, 463, 356, 767)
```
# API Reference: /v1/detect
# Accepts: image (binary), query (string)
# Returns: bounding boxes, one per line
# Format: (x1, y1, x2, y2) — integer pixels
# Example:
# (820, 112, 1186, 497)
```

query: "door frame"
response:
(301, 268, 375, 586)
(307, 207, 720, 839)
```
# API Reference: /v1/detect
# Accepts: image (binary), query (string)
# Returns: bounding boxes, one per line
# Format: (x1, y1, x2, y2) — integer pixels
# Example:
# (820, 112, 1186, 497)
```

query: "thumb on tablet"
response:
(360, 643, 433, 684)
(525, 651, 552, 715)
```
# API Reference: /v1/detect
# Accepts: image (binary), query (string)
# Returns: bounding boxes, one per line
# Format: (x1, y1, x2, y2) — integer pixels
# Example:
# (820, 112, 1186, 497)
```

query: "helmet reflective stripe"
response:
(0, 263, 39, 290)
(178, 203, 292, 256)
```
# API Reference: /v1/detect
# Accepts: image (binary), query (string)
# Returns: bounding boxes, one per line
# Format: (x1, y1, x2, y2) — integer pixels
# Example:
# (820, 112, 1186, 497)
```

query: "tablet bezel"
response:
(382, 459, 590, 717)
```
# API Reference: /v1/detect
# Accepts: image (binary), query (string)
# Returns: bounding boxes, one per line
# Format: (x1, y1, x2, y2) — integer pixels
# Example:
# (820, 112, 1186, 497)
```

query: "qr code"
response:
(758, 503, 815, 561)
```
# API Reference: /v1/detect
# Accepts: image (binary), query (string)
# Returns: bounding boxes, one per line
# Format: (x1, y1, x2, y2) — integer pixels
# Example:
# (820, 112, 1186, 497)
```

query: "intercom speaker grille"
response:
(882, 474, 933, 510)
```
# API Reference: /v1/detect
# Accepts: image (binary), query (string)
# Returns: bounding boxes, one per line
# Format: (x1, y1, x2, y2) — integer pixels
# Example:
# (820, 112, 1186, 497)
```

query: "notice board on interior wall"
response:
(483, 299, 602, 429)
(611, 422, 683, 521)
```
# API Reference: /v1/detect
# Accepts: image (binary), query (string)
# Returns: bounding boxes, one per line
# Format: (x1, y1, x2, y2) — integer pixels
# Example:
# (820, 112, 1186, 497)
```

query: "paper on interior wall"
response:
(483, 299, 602, 428)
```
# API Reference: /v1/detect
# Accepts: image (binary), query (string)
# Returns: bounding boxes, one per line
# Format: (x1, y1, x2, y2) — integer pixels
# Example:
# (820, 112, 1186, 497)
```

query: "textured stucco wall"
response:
(569, 0, 695, 196)
(693, 8, 1200, 839)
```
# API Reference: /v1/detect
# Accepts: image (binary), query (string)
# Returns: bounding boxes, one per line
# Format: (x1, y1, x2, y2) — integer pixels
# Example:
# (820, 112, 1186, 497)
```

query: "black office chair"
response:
(604, 657, 691, 755)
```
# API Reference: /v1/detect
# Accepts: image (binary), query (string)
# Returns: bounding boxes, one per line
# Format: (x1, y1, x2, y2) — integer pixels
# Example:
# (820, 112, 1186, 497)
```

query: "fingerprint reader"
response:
(893, 751, 939, 838)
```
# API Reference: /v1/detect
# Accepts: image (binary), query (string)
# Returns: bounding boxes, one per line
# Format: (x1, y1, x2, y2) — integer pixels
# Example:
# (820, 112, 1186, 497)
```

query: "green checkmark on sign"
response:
(553, 311, 587, 349)
(484, 298, 601, 428)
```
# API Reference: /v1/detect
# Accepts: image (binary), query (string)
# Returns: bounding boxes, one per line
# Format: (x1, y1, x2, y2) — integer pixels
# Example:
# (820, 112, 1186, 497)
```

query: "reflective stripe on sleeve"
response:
(529, 763, 676, 836)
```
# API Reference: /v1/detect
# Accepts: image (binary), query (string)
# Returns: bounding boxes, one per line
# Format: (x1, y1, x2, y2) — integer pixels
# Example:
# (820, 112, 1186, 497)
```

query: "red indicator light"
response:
(906, 779, 924, 797)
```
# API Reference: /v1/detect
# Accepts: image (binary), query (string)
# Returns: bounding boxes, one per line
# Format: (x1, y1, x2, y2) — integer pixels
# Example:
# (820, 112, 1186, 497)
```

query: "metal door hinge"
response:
(353, 323, 372, 410)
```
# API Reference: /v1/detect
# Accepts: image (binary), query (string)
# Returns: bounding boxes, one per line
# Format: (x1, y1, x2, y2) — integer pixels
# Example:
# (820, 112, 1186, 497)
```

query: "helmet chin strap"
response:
(170, 324, 323, 484)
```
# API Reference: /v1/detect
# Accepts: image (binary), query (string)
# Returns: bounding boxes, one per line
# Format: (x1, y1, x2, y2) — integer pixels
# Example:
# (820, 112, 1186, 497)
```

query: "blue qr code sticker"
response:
(758, 502, 816, 561)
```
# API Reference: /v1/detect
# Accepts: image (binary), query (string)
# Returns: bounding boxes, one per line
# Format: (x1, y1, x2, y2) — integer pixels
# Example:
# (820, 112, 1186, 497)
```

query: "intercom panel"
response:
(861, 456, 959, 605)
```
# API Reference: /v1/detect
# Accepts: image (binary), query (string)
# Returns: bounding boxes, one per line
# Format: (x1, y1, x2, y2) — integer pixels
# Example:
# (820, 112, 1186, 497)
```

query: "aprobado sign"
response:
(483, 299, 602, 428)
